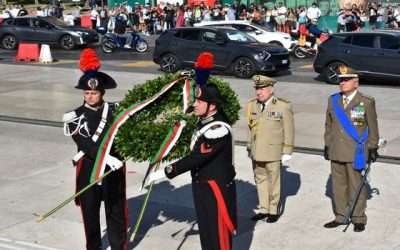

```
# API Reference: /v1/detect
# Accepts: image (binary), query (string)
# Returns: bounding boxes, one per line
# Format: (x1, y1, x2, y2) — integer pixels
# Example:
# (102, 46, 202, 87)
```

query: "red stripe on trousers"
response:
(122, 165, 129, 250)
(208, 180, 235, 250)
(75, 158, 84, 206)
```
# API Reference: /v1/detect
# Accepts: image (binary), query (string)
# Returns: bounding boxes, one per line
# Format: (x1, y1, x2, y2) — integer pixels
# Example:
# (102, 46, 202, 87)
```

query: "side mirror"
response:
(255, 30, 262, 35)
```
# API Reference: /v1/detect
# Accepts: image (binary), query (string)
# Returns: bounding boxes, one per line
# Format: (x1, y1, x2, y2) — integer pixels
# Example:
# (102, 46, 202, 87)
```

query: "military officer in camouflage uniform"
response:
(246, 75, 295, 223)
(323, 66, 379, 232)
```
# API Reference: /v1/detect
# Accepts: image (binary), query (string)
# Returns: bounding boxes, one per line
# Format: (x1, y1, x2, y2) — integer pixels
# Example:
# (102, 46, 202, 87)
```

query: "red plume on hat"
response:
(75, 48, 117, 90)
(195, 52, 214, 69)
(195, 52, 214, 86)
(79, 48, 101, 73)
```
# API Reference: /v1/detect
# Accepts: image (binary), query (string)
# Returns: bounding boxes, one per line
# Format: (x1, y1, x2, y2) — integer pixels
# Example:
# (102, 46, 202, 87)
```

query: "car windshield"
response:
(45, 17, 69, 28)
(225, 30, 256, 43)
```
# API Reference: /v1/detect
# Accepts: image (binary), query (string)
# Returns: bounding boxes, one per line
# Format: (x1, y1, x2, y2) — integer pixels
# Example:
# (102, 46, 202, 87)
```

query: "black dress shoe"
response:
(353, 223, 365, 232)
(266, 214, 279, 223)
(323, 220, 343, 228)
(251, 213, 268, 221)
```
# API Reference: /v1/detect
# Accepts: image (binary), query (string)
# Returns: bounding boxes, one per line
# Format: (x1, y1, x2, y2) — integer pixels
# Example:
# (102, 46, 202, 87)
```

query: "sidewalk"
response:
(0, 63, 399, 156)
(0, 120, 399, 250)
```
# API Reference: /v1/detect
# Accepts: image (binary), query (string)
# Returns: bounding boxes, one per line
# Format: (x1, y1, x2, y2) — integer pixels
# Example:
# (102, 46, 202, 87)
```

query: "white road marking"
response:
(0, 238, 60, 250)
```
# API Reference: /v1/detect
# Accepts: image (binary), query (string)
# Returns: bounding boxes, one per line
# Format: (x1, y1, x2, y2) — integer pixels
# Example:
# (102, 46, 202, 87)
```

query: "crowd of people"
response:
(1, 1, 400, 36)
(337, 2, 400, 32)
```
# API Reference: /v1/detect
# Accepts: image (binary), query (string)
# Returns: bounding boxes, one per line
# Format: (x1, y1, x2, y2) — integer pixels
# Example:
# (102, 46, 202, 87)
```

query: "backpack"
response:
(114, 15, 126, 34)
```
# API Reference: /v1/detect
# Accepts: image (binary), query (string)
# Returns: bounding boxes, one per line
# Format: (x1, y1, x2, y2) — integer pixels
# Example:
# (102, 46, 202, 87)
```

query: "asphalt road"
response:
(0, 41, 323, 85)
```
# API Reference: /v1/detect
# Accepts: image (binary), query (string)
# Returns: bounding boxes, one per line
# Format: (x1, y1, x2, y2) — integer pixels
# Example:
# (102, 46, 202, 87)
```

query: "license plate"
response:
(282, 59, 288, 64)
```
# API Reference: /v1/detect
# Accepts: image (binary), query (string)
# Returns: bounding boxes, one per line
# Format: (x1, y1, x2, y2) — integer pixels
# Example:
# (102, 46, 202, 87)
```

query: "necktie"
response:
(343, 97, 349, 109)
(261, 103, 265, 112)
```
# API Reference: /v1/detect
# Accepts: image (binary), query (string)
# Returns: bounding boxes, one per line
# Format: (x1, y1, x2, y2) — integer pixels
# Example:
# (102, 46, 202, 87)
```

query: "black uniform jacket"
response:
(67, 102, 121, 189)
(165, 112, 236, 185)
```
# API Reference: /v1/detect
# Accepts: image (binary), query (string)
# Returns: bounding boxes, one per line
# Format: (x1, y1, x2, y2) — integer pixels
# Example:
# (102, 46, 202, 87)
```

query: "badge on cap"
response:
(87, 78, 99, 90)
(339, 65, 348, 75)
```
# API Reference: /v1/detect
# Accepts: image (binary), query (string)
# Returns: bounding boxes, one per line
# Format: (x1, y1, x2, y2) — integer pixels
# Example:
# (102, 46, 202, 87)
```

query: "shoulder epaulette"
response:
(276, 97, 291, 104)
(62, 110, 77, 123)
(204, 124, 229, 139)
(247, 98, 257, 104)
(360, 93, 375, 101)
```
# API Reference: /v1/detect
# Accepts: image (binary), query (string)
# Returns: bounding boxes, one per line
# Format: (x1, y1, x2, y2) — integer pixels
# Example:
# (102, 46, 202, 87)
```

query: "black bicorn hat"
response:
(75, 48, 117, 91)
(76, 71, 117, 90)
(196, 84, 225, 106)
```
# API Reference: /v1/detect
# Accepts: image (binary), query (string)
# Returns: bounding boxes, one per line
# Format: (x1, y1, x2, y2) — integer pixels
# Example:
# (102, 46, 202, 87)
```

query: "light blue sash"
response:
(331, 93, 368, 171)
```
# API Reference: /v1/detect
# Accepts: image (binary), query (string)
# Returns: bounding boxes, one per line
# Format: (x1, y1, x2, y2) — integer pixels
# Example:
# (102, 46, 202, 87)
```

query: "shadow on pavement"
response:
(100, 179, 258, 249)
(324, 172, 380, 216)
(279, 166, 301, 216)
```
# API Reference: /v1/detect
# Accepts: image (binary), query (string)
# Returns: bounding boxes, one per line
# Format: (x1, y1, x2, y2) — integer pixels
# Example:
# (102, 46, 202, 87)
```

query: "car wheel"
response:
(60, 35, 75, 50)
(160, 53, 180, 73)
(1, 35, 17, 50)
(232, 57, 256, 78)
(101, 39, 115, 53)
(293, 46, 307, 59)
(324, 61, 346, 84)
(135, 41, 148, 53)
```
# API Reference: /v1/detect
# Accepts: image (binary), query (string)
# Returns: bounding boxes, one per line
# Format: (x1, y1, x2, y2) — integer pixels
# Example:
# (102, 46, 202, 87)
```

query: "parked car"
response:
(194, 20, 297, 52)
(153, 27, 290, 78)
(0, 16, 98, 50)
(314, 30, 400, 84)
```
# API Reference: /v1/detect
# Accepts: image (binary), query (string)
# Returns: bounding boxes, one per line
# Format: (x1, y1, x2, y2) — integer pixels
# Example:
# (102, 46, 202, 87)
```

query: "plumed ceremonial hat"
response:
(76, 48, 117, 90)
(253, 75, 277, 88)
(194, 52, 214, 86)
(196, 84, 225, 106)
(337, 65, 358, 79)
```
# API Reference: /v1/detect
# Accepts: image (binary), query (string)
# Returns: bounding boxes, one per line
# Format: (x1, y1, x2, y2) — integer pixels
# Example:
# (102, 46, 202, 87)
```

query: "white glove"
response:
(106, 155, 123, 171)
(281, 154, 292, 164)
(147, 168, 166, 183)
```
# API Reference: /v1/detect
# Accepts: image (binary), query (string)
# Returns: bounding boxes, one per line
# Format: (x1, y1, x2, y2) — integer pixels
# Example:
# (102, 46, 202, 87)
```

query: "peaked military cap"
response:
(337, 65, 358, 79)
(253, 75, 277, 88)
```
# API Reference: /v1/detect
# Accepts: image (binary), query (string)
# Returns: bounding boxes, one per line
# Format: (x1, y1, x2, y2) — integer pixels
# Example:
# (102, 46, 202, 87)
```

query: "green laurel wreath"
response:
(114, 73, 240, 162)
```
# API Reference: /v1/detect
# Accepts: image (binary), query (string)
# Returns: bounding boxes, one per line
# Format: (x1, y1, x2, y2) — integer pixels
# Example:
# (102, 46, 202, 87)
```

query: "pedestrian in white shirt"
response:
(90, 7, 99, 29)
(276, 2, 287, 32)
(307, 2, 321, 21)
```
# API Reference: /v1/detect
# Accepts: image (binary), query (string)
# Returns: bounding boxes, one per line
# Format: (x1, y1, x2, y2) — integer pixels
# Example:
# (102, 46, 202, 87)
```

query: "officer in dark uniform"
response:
(148, 84, 237, 250)
(63, 49, 127, 250)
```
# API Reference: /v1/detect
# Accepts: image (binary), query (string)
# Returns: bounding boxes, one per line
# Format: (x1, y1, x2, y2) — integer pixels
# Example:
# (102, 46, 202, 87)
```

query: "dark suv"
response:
(153, 27, 290, 78)
(314, 30, 400, 84)
(0, 16, 98, 50)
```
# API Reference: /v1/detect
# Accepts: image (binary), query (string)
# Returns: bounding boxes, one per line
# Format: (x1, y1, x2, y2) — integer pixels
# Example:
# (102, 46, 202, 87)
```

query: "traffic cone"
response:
(15, 43, 40, 62)
(39, 44, 53, 64)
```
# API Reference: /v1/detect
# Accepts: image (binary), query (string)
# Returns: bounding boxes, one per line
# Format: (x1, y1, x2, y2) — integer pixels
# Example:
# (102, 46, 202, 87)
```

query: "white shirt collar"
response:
(259, 96, 274, 110)
(343, 90, 357, 102)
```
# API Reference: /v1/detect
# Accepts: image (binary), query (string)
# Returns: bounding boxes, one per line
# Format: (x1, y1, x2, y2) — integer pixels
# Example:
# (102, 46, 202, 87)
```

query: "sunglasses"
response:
(340, 77, 356, 82)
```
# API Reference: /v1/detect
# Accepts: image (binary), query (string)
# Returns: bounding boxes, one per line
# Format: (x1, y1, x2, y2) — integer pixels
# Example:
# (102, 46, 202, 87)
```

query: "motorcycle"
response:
(290, 24, 330, 59)
(292, 44, 317, 59)
(101, 31, 148, 53)
(291, 32, 329, 59)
